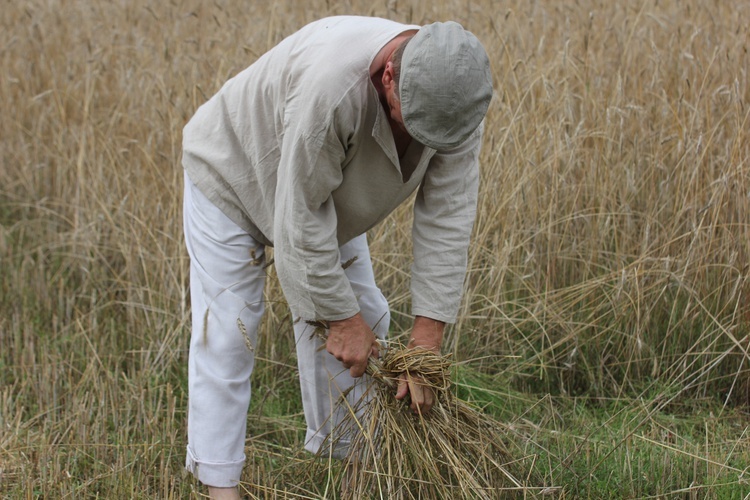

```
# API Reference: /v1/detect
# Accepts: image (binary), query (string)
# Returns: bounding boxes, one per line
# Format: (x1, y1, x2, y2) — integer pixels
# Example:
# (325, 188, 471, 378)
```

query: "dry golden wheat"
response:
(310, 328, 545, 498)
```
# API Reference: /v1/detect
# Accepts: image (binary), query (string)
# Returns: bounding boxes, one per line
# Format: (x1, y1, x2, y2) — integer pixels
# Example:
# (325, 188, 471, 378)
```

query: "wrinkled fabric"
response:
(182, 15, 481, 324)
(183, 173, 389, 485)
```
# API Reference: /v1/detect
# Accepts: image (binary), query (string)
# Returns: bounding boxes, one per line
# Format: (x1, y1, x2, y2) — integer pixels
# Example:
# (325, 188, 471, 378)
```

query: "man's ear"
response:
(382, 60, 395, 90)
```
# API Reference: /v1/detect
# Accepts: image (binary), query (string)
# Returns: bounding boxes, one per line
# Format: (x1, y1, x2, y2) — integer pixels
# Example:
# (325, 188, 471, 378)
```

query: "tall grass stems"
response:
(1, 0, 748, 497)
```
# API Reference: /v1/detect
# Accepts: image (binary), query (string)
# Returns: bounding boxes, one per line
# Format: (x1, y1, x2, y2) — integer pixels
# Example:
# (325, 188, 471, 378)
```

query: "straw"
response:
(309, 322, 543, 499)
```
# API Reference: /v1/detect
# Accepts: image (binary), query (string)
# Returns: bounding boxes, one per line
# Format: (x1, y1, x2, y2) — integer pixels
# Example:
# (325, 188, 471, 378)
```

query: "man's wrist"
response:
(408, 316, 444, 351)
(329, 311, 361, 327)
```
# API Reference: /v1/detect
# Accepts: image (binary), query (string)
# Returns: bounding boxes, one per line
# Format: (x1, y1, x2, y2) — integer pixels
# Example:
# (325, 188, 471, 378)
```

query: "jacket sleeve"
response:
(272, 94, 361, 321)
(410, 123, 482, 324)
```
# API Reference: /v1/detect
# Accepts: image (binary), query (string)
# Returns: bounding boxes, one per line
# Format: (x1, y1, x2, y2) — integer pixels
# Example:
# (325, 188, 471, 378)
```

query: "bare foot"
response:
(207, 486, 241, 500)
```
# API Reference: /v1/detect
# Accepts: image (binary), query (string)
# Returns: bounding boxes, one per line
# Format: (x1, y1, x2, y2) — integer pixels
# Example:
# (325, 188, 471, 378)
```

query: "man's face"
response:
(387, 89, 406, 132)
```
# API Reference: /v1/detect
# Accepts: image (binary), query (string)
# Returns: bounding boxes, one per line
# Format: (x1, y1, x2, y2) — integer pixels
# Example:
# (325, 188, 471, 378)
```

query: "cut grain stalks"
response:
(309, 323, 547, 498)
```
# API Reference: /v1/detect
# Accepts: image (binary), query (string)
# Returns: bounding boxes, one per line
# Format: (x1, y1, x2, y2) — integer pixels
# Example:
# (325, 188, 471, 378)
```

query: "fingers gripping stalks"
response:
(308, 319, 450, 402)
(307, 319, 394, 388)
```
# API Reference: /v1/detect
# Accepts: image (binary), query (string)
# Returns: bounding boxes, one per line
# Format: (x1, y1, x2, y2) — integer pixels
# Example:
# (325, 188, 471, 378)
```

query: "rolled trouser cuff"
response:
(185, 445, 245, 487)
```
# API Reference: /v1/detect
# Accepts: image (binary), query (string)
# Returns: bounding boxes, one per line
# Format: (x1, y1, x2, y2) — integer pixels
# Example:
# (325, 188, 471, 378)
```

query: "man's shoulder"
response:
(302, 16, 414, 36)
(289, 16, 417, 71)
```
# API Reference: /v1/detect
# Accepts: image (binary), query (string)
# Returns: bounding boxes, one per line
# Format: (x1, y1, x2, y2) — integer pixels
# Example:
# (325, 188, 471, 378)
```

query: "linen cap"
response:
(399, 21, 493, 150)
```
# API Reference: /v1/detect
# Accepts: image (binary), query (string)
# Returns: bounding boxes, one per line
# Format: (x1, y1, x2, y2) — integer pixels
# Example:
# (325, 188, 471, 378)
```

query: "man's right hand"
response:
(326, 313, 379, 378)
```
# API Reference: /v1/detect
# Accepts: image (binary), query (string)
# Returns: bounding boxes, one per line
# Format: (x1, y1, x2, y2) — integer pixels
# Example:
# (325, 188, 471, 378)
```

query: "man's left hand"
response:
(396, 372, 435, 414)
(394, 316, 445, 414)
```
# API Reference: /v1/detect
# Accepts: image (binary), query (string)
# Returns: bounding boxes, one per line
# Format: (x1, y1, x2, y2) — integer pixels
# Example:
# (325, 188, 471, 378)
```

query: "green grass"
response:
(2, 0, 749, 497)
(454, 367, 750, 497)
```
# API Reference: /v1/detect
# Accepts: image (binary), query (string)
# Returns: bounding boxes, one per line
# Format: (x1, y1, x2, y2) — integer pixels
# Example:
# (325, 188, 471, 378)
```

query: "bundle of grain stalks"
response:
(311, 325, 543, 499)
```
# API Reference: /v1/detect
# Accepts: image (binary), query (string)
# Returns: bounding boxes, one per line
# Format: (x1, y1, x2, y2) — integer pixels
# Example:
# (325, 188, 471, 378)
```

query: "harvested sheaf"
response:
(310, 325, 545, 499)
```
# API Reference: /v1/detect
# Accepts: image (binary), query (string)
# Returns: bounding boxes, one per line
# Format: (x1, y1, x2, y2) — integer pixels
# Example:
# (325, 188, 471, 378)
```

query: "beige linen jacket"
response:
(182, 16, 482, 324)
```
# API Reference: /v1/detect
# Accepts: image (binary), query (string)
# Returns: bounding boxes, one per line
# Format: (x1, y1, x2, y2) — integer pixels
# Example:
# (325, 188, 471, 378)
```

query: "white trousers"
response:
(182, 173, 390, 487)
